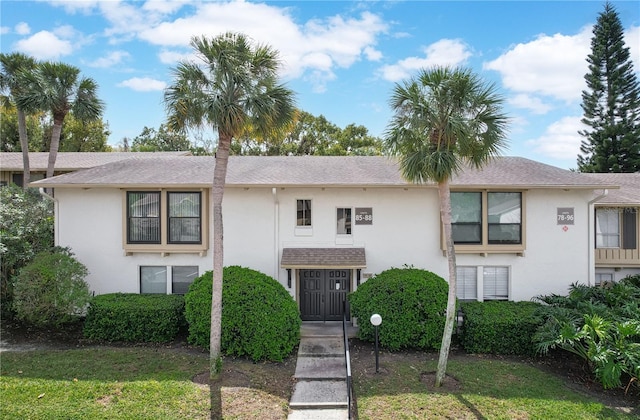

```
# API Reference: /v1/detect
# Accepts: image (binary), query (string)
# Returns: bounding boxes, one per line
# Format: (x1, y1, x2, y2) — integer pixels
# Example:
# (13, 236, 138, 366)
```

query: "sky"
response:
(1, 1, 639, 170)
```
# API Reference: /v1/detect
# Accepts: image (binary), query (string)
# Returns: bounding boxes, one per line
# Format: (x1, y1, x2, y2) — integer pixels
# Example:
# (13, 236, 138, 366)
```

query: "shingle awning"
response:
(281, 247, 366, 269)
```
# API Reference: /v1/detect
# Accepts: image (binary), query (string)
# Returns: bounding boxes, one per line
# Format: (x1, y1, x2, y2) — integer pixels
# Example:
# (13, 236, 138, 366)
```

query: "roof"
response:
(0, 152, 192, 171)
(29, 155, 618, 190)
(584, 173, 640, 206)
(281, 247, 366, 268)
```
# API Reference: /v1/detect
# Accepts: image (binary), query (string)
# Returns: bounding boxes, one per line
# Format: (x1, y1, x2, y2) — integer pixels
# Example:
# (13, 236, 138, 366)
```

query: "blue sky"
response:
(1, 1, 638, 169)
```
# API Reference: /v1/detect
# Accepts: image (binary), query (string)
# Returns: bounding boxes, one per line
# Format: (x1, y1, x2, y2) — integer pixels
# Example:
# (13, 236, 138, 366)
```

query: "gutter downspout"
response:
(272, 187, 279, 281)
(588, 189, 608, 286)
(39, 187, 59, 246)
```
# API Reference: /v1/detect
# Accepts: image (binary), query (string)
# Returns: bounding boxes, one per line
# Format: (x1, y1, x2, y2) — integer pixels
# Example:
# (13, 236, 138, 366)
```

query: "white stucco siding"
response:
(55, 188, 213, 296)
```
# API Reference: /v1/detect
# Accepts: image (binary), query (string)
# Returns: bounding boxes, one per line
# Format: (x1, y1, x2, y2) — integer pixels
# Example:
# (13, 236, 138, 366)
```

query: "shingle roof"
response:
(0, 152, 191, 171)
(281, 247, 366, 268)
(584, 173, 640, 205)
(29, 155, 617, 190)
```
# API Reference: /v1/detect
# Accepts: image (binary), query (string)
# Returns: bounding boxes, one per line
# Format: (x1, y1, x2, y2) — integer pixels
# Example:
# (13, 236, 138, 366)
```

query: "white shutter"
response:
(483, 266, 509, 300)
(456, 266, 477, 301)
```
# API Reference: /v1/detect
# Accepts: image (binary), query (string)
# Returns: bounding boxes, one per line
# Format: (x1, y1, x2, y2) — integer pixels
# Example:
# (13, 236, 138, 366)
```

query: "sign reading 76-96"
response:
(557, 207, 574, 225)
(355, 208, 373, 225)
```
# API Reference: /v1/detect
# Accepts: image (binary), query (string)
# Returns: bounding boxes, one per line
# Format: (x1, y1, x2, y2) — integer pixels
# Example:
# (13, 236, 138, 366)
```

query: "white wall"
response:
(55, 185, 596, 302)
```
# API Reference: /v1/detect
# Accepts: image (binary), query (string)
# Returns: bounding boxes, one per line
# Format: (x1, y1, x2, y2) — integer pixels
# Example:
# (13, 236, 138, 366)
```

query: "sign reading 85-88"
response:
(355, 208, 373, 225)
(557, 207, 574, 225)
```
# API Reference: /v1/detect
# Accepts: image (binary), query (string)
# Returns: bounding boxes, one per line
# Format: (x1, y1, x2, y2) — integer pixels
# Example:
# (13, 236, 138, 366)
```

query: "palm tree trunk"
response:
(47, 120, 63, 179)
(210, 131, 231, 418)
(17, 110, 30, 189)
(435, 179, 457, 387)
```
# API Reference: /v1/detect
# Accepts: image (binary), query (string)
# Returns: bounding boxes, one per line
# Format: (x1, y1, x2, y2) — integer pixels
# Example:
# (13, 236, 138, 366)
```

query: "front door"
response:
(299, 269, 350, 321)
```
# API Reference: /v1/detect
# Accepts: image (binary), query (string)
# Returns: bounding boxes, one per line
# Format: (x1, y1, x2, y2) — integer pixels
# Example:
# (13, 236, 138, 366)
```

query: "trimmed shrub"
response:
(349, 268, 448, 351)
(460, 301, 544, 355)
(184, 266, 301, 362)
(13, 248, 90, 328)
(83, 293, 186, 342)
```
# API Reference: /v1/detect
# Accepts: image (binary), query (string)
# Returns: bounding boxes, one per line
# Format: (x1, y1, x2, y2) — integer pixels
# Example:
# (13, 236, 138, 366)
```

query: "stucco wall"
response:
(55, 185, 595, 302)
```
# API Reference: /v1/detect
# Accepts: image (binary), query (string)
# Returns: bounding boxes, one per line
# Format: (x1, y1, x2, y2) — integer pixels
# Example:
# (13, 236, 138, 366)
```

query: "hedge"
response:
(83, 293, 186, 343)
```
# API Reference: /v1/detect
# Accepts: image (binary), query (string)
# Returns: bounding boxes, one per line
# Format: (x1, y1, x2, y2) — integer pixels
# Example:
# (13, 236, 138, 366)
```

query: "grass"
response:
(1, 343, 637, 419)
(352, 349, 638, 419)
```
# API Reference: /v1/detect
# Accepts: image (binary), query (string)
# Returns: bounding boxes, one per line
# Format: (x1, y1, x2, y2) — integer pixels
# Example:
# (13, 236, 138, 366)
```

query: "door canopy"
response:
(281, 247, 366, 269)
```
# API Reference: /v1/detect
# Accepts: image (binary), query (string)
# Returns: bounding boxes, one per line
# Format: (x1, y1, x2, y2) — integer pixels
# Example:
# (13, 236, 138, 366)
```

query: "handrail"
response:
(343, 299, 353, 419)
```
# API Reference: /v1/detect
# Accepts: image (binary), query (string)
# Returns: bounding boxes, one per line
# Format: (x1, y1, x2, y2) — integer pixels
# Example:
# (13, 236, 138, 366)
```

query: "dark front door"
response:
(299, 269, 350, 321)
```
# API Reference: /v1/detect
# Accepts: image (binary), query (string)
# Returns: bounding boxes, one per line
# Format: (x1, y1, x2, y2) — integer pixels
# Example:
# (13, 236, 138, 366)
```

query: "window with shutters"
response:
(483, 266, 509, 300)
(456, 266, 477, 301)
(595, 207, 637, 249)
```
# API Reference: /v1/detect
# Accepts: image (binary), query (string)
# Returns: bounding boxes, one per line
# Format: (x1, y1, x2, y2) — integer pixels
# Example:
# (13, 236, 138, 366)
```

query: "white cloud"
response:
(378, 38, 472, 82)
(157, 49, 192, 65)
(527, 115, 585, 160)
(0, 27, 9, 35)
(117, 77, 166, 92)
(509, 94, 553, 115)
(484, 26, 592, 103)
(15, 30, 74, 60)
(88, 50, 131, 68)
(15, 22, 30, 35)
(625, 25, 640, 72)
(364, 46, 383, 61)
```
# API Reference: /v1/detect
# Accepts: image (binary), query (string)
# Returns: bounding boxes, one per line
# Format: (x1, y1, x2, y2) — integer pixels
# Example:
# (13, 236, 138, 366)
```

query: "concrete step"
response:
(290, 380, 348, 409)
(294, 356, 346, 380)
(288, 408, 349, 420)
(298, 337, 344, 357)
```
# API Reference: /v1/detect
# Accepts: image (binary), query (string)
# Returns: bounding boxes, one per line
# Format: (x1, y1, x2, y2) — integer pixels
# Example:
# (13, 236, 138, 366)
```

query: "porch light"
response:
(370, 313, 382, 373)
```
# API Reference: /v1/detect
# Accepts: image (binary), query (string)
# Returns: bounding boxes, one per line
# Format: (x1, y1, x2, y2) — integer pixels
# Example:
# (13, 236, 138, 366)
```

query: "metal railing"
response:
(343, 300, 354, 419)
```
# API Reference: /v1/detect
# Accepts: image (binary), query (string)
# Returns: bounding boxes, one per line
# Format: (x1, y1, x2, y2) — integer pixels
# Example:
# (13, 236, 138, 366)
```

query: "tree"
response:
(0, 105, 45, 153)
(0, 53, 38, 188)
(384, 66, 508, 387)
(577, 2, 640, 173)
(59, 113, 111, 152)
(16, 61, 104, 178)
(131, 124, 192, 151)
(164, 32, 295, 413)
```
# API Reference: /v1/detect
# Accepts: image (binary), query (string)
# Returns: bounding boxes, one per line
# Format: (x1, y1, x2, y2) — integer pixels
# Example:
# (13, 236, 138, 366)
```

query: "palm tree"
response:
(16, 61, 104, 179)
(0, 53, 37, 188)
(164, 32, 295, 381)
(384, 66, 508, 387)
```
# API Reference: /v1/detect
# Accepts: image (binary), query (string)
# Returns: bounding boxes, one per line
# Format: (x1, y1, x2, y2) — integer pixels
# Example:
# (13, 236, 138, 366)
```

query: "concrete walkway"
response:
(288, 322, 357, 420)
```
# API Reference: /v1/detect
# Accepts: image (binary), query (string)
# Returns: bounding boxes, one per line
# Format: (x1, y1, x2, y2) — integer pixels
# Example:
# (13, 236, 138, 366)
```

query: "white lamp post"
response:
(370, 313, 382, 373)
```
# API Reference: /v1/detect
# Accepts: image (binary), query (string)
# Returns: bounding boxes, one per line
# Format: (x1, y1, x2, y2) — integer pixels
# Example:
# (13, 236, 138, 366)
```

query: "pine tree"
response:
(577, 2, 640, 173)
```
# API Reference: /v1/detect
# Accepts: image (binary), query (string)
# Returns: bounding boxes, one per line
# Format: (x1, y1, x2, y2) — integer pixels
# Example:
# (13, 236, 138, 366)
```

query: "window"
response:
(172, 266, 198, 294)
(488, 192, 521, 244)
(450, 191, 523, 250)
(595, 272, 613, 287)
(128, 192, 161, 244)
(483, 266, 509, 300)
(125, 190, 205, 250)
(337, 208, 352, 235)
(140, 266, 167, 294)
(596, 207, 637, 249)
(168, 192, 201, 244)
(452, 192, 481, 244)
(456, 266, 477, 301)
(297, 199, 311, 226)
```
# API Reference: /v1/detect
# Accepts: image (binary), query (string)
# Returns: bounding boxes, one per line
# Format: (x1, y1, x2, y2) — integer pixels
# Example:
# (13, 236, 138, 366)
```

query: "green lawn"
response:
(0, 348, 210, 419)
(353, 356, 636, 419)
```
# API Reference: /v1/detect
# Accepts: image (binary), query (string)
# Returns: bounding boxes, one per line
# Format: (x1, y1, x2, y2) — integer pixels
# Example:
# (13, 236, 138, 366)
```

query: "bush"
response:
(349, 267, 448, 351)
(460, 301, 544, 355)
(12, 248, 91, 328)
(184, 266, 301, 362)
(0, 185, 54, 318)
(83, 293, 186, 342)
(535, 281, 640, 390)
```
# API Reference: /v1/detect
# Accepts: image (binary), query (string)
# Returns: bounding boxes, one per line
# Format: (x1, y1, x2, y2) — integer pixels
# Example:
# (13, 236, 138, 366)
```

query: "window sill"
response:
(124, 244, 208, 257)
(295, 226, 313, 237)
(446, 245, 526, 257)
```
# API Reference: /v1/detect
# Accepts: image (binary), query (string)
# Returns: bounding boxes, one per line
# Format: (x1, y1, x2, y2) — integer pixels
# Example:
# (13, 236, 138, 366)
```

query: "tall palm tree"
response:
(16, 61, 104, 179)
(164, 32, 295, 379)
(0, 53, 37, 188)
(384, 66, 508, 387)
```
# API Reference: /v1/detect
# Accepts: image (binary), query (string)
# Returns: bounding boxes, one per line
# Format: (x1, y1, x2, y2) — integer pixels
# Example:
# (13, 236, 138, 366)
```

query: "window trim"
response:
(444, 190, 526, 255)
(127, 191, 161, 244)
(167, 191, 202, 245)
(123, 189, 209, 256)
(336, 207, 352, 235)
(296, 199, 312, 227)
